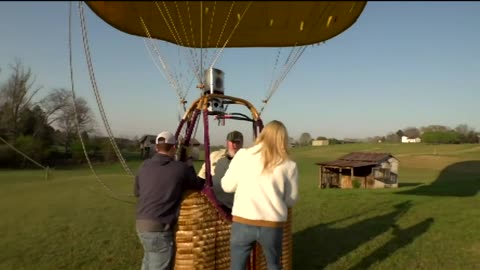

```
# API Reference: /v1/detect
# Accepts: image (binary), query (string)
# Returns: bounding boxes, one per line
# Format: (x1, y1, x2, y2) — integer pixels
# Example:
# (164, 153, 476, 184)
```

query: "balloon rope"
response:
(205, 1, 217, 49)
(185, 1, 202, 81)
(266, 48, 282, 104)
(204, 1, 235, 69)
(158, 2, 192, 90)
(152, 2, 202, 86)
(140, 17, 185, 101)
(154, 2, 183, 45)
(0, 136, 46, 170)
(200, 1, 203, 83)
(259, 46, 307, 116)
(73, 2, 133, 198)
(173, 1, 202, 84)
(79, 2, 134, 179)
(259, 2, 335, 115)
(213, 1, 235, 50)
(209, 1, 253, 69)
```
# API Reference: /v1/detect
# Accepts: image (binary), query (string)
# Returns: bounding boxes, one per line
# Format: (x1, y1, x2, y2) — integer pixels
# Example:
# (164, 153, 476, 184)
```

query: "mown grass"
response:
(1, 143, 479, 269)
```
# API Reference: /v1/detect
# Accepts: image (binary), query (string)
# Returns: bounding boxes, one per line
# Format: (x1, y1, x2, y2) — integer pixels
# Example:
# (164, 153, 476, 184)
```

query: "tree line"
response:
(0, 59, 138, 168)
(369, 125, 479, 144)
(292, 125, 479, 147)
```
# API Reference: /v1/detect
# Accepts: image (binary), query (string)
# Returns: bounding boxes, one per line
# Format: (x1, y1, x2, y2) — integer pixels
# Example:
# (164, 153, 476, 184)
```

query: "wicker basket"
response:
(174, 190, 292, 270)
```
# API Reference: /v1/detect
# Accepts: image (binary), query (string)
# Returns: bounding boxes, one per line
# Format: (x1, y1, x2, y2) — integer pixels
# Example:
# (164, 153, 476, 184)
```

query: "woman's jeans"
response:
(137, 230, 175, 270)
(230, 222, 283, 270)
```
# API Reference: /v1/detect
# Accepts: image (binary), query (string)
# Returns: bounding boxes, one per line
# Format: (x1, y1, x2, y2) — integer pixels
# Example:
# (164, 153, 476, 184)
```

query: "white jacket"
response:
(221, 143, 299, 226)
(197, 149, 234, 208)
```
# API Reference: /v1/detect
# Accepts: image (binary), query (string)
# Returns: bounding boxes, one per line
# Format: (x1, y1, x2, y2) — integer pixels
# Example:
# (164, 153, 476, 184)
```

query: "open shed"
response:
(316, 152, 399, 189)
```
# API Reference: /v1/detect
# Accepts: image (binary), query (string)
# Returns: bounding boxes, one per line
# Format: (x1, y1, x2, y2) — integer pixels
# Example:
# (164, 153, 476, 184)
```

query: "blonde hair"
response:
(255, 120, 290, 173)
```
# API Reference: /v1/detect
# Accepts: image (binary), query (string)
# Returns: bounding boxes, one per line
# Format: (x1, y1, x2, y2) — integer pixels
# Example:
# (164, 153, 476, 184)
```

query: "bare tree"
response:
(403, 127, 421, 138)
(454, 124, 473, 135)
(0, 59, 43, 141)
(298, 132, 312, 146)
(421, 125, 450, 133)
(39, 88, 72, 127)
(41, 88, 94, 152)
(395, 129, 404, 138)
(385, 132, 400, 143)
(59, 96, 95, 153)
(288, 136, 296, 146)
(454, 124, 477, 143)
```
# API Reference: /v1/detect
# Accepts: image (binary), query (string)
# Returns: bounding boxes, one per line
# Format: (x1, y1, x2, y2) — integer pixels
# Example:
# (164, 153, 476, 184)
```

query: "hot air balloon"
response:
(78, 1, 368, 269)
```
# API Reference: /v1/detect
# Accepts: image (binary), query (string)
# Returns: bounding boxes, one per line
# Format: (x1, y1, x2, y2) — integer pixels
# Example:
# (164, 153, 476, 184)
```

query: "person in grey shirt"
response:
(198, 131, 244, 210)
(134, 131, 204, 270)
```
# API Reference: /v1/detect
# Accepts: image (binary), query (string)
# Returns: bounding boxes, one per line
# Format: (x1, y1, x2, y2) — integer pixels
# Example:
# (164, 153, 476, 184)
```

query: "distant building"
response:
(316, 152, 399, 189)
(139, 135, 157, 159)
(401, 136, 421, 143)
(312, 139, 329, 146)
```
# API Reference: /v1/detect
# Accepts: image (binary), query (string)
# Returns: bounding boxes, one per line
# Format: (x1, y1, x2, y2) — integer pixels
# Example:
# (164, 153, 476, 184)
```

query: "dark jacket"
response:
(134, 153, 204, 226)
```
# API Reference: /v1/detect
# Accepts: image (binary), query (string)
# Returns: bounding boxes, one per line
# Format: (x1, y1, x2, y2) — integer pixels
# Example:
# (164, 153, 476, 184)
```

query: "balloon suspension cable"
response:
(202, 1, 231, 73)
(191, 109, 202, 140)
(153, 2, 203, 87)
(173, 1, 203, 82)
(79, 2, 134, 179)
(142, 1, 209, 106)
(184, 1, 202, 79)
(209, 1, 253, 69)
(140, 17, 185, 101)
(260, 45, 307, 116)
(264, 2, 334, 104)
(200, 1, 203, 84)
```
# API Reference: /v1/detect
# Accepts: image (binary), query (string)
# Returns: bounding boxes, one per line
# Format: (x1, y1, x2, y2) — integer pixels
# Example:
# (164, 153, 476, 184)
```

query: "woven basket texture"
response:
(174, 191, 292, 270)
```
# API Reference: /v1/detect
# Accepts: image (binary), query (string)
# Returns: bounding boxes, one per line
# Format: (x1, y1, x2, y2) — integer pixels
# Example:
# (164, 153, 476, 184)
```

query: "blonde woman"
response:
(221, 120, 299, 270)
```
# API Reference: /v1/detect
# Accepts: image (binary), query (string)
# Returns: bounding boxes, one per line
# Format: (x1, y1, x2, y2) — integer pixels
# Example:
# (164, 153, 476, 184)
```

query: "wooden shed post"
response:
(339, 168, 343, 188)
(318, 165, 322, 189)
(351, 167, 354, 185)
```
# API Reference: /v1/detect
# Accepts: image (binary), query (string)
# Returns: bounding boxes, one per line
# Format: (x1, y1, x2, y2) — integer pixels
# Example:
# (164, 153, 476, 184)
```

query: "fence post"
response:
(45, 166, 49, 181)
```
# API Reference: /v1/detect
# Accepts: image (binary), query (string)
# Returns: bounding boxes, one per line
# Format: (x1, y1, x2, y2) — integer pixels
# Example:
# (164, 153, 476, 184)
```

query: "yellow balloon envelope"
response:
(86, 1, 367, 48)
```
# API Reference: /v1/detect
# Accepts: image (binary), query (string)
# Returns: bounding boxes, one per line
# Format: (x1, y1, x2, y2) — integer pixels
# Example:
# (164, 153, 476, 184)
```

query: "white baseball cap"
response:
(156, 131, 176, 145)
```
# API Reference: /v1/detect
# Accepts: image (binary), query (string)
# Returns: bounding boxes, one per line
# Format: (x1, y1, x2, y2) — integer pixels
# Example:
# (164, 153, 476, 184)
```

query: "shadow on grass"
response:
(348, 217, 434, 270)
(396, 161, 480, 197)
(397, 182, 423, 188)
(293, 201, 416, 270)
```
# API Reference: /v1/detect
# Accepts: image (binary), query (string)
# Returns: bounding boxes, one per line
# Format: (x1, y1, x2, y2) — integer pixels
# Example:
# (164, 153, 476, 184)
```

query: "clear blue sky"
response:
(1, 2, 479, 145)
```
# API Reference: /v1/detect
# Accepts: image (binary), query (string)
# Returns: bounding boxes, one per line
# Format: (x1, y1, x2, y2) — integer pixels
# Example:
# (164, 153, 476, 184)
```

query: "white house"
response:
(312, 139, 329, 146)
(401, 136, 421, 143)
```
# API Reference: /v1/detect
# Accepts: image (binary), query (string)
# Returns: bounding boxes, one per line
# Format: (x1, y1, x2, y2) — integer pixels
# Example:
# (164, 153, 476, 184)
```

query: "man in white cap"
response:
(198, 130, 244, 210)
(134, 131, 204, 270)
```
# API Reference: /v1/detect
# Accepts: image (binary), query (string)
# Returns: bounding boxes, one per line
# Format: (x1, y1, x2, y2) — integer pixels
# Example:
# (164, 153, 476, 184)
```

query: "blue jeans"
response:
(230, 222, 283, 270)
(137, 230, 175, 270)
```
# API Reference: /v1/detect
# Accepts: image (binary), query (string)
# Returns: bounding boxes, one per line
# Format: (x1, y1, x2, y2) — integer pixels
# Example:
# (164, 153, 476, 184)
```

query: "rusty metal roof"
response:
(316, 160, 378, 168)
(338, 152, 393, 162)
(316, 152, 395, 168)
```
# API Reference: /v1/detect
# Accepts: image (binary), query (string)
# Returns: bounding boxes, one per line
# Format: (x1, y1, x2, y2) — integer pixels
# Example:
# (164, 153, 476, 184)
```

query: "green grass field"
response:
(1, 143, 479, 269)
